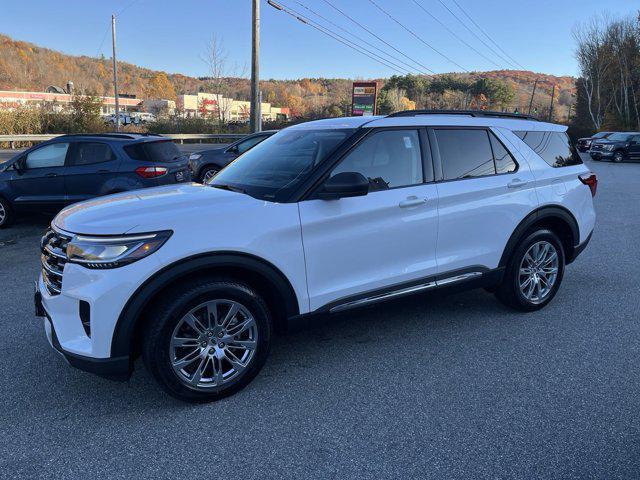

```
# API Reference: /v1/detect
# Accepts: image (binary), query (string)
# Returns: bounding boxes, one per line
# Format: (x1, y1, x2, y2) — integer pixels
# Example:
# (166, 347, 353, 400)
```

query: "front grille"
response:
(40, 228, 71, 296)
(591, 144, 603, 151)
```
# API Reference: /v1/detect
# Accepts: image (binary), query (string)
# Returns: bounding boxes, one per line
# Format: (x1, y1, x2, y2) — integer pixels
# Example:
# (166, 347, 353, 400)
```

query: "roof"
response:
(286, 112, 566, 133)
(52, 133, 166, 143)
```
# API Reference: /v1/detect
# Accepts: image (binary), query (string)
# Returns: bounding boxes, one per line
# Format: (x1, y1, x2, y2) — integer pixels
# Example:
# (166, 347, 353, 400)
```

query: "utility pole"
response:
(527, 78, 538, 115)
(250, 0, 261, 133)
(111, 14, 120, 132)
(548, 83, 556, 122)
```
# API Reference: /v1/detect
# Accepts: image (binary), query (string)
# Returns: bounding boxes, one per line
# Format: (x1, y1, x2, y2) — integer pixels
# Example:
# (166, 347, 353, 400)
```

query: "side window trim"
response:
(487, 128, 519, 175)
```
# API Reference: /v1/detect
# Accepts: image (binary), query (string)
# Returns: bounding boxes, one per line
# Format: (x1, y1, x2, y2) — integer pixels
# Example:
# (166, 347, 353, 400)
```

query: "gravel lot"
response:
(1, 154, 639, 479)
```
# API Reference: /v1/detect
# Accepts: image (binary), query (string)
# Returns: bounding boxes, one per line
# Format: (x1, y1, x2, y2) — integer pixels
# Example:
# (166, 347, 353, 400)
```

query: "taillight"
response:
(579, 172, 597, 197)
(135, 166, 168, 178)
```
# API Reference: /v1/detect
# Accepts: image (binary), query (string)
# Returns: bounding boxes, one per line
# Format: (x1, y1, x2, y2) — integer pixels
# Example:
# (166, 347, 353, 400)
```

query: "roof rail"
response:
(386, 109, 540, 121)
(55, 133, 139, 140)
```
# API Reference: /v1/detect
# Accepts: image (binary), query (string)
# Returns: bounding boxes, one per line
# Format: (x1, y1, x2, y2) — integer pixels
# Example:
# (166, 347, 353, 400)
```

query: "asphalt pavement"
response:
(1, 154, 639, 479)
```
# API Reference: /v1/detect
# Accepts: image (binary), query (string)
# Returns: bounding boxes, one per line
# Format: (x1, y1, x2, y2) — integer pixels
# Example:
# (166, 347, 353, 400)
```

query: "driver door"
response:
(9, 142, 69, 211)
(298, 128, 439, 311)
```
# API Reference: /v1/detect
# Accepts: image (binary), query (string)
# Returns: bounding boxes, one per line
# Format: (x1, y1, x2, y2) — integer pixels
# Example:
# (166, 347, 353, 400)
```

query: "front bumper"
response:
(36, 285, 131, 381)
(590, 151, 613, 160)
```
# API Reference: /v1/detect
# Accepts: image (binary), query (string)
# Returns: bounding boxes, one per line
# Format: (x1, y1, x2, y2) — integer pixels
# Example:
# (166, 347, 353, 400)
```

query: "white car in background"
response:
(36, 110, 596, 402)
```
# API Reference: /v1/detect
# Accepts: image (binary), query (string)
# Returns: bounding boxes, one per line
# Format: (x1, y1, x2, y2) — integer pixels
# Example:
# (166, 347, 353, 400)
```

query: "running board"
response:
(329, 271, 483, 313)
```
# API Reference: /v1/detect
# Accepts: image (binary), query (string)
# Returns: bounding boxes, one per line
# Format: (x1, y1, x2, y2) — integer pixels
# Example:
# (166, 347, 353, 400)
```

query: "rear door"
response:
(430, 127, 537, 274)
(299, 128, 439, 311)
(9, 142, 69, 210)
(65, 141, 122, 202)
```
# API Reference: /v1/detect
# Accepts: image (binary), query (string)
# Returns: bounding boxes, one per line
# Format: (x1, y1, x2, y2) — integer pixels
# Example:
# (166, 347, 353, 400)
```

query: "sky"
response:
(1, 0, 638, 80)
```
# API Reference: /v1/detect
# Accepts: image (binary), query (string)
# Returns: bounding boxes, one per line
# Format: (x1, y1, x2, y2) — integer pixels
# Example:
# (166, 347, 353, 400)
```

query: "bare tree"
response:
(573, 17, 612, 129)
(201, 34, 247, 125)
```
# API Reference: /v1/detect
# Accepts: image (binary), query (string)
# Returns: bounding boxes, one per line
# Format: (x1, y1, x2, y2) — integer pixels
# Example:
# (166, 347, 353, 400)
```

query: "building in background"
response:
(0, 90, 141, 115)
(176, 93, 289, 122)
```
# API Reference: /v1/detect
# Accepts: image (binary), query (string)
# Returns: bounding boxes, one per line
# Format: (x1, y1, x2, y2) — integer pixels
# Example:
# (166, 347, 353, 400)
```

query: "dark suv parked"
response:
(576, 131, 613, 152)
(188, 130, 276, 183)
(0, 133, 191, 228)
(589, 132, 640, 162)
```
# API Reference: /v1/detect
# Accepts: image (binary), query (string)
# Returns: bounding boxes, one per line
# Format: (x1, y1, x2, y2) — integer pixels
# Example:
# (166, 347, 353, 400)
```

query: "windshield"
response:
(210, 128, 354, 201)
(607, 133, 634, 142)
(592, 132, 610, 139)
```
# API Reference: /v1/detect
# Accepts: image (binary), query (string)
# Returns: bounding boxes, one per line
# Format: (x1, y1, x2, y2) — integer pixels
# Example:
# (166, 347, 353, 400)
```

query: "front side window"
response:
(331, 129, 424, 191)
(211, 128, 354, 201)
(235, 135, 267, 155)
(606, 133, 634, 142)
(435, 129, 495, 180)
(25, 143, 69, 169)
(515, 131, 582, 167)
(72, 142, 116, 166)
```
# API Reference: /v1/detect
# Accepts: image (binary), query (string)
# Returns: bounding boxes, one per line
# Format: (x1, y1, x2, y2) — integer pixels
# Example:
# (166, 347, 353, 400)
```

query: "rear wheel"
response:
(495, 229, 565, 311)
(613, 151, 624, 163)
(200, 166, 220, 184)
(0, 197, 13, 228)
(142, 279, 272, 402)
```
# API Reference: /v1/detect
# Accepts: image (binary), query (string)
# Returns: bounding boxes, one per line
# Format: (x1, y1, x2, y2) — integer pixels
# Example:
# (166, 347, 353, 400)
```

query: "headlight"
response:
(67, 231, 172, 268)
(603, 144, 615, 151)
(189, 153, 202, 160)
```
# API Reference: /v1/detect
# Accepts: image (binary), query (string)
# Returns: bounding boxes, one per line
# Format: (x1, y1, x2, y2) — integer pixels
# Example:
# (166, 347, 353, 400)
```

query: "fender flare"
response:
(110, 252, 300, 358)
(498, 206, 580, 268)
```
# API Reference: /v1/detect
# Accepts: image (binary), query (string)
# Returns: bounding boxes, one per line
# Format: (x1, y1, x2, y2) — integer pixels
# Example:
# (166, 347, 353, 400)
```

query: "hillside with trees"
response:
(0, 33, 576, 121)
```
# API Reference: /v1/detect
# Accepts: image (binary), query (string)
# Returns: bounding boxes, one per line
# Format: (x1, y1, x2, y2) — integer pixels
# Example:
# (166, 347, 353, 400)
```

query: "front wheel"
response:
(200, 166, 219, 184)
(142, 279, 272, 402)
(495, 229, 565, 312)
(0, 197, 13, 228)
(613, 151, 624, 163)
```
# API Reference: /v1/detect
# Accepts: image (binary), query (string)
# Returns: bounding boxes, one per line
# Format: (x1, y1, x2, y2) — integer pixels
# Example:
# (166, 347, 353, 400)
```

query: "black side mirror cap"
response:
(317, 171, 369, 200)
(227, 146, 239, 154)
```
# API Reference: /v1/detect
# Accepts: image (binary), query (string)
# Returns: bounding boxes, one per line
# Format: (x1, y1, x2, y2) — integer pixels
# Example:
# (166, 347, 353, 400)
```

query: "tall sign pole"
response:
(111, 14, 121, 132)
(250, 0, 261, 132)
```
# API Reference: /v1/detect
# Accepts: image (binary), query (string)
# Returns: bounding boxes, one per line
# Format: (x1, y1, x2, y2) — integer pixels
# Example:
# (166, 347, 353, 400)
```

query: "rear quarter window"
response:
(514, 131, 582, 167)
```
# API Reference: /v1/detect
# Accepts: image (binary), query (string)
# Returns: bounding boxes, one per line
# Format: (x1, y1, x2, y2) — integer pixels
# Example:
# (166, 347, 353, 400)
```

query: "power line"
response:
(268, 1, 410, 75)
(410, 0, 501, 69)
(321, 0, 435, 76)
(435, 0, 518, 70)
(292, 0, 431, 76)
(450, 0, 526, 70)
(366, 0, 470, 73)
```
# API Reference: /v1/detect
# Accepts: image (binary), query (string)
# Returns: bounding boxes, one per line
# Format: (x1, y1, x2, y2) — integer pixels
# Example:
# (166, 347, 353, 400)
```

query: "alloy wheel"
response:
(518, 241, 559, 304)
(0, 202, 5, 226)
(170, 299, 258, 390)
(203, 169, 219, 183)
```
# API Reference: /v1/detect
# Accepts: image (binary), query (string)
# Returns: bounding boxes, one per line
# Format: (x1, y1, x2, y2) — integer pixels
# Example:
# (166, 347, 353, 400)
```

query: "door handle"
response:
(399, 196, 428, 208)
(45, 173, 58, 178)
(507, 179, 528, 189)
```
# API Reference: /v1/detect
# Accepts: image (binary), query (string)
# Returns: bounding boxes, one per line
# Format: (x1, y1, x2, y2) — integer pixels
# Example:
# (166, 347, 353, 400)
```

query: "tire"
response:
(613, 151, 624, 163)
(199, 166, 220, 184)
(0, 197, 14, 229)
(495, 229, 565, 312)
(142, 279, 272, 403)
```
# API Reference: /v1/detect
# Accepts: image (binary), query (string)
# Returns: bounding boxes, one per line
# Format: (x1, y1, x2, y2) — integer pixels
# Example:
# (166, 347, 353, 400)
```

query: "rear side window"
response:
(124, 140, 182, 162)
(514, 131, 582, 167)
(71, 142, 116, 165)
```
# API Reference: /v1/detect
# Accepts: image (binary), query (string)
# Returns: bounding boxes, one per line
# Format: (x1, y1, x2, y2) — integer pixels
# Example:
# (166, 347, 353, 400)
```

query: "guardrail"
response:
(0, 133, 248, 148)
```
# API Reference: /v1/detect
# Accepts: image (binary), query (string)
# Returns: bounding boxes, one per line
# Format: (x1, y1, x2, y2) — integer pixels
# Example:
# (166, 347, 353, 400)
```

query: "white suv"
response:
(36, 111, 597, 402)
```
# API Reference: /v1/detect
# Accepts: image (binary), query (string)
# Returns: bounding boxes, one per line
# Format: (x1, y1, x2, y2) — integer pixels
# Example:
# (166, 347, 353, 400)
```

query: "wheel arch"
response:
(111, 252, 300, 360)
(499, 206, 580, 269)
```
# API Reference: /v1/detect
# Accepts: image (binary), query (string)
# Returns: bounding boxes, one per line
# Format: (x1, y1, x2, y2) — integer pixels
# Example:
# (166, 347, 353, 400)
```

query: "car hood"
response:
(54, 183, 258, 235)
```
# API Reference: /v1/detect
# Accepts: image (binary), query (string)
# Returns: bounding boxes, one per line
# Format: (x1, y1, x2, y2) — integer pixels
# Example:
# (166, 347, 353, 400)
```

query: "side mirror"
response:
(317, 172, 369, 200)
(12, 157, 25, 174)
(227, 145, 239, 154)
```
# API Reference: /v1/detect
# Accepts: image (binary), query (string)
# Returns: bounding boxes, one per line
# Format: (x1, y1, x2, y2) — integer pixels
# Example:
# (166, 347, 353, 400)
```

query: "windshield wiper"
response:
(211, 183, 248, 195)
